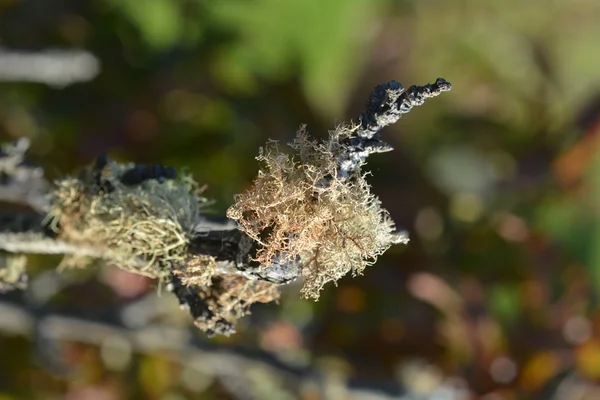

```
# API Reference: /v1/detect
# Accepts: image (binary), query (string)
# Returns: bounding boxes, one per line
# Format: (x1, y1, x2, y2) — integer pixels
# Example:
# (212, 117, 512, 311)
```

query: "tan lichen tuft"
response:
(172, 255, 216, 287)
(227, 125, 403, 300)
(194, 276, 280, 334)
(48, 161, 214, 282)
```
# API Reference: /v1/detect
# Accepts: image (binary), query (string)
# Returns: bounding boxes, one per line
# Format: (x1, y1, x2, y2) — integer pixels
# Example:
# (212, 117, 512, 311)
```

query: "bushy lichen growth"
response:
(46, 159, 281, 334)
(172, 255, 217, 287)
(0, 78, 448, 336)
(48, 160, 215, 283)
(192, 276, 280, 335)
(227, 125, 406, 300)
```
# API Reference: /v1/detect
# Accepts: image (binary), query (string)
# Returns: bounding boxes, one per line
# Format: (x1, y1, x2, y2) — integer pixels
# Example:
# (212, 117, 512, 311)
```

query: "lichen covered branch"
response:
(226, 78, 450, 300)
(0, 78, 451, 335)
(226, 127, 407, 300)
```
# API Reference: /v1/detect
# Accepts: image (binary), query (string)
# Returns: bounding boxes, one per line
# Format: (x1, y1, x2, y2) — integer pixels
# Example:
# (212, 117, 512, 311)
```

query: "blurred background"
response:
(1, 0, 600, 399)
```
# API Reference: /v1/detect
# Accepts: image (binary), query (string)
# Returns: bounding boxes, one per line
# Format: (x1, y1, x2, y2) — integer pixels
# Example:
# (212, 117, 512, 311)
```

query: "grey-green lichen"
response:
(47, 160, 216, 283)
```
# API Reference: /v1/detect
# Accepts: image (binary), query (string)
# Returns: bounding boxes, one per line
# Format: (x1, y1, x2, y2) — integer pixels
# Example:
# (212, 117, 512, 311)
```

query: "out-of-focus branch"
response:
(0, 48, 100, 87)
(0, 213, 99, 256)
(0, 295, 310, 398)
(0, 138, 50, 213)
(0, 293, 470, 400)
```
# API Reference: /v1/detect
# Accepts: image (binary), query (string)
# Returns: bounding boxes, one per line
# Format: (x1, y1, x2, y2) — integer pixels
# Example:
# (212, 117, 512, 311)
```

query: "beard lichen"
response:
(193, 276, 281, 336)
(47, 160, 216, 283)
(227, 125, 406, 300)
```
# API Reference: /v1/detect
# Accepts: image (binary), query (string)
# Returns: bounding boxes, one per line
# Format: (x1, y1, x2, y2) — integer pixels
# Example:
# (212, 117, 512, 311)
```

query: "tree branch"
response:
(0, 292, 469, 400)
(0, 78, 451, 336)
(0, 138, 50, 213)
(337, 78, 452, 180)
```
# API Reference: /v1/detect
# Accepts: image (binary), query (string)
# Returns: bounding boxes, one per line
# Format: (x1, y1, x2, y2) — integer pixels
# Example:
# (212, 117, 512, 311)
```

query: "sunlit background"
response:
(1, 0, 600, 399)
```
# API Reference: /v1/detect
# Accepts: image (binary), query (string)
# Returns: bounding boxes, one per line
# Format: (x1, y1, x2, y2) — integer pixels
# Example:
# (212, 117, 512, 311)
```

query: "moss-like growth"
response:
(227, 125, 406, 300)
(48, 160, 215, 283)
(47, 159, 279, 333)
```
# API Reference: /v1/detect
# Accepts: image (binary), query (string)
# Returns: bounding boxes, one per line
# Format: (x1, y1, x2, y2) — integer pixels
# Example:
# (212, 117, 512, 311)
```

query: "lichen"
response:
(192, 275, 281, 336)
(227, 125, 406, 300)
(47, 160, 215, 283)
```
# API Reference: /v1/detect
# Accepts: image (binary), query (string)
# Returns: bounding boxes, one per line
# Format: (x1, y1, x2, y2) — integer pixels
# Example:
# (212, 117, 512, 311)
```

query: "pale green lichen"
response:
(47, 160, 215, 282)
